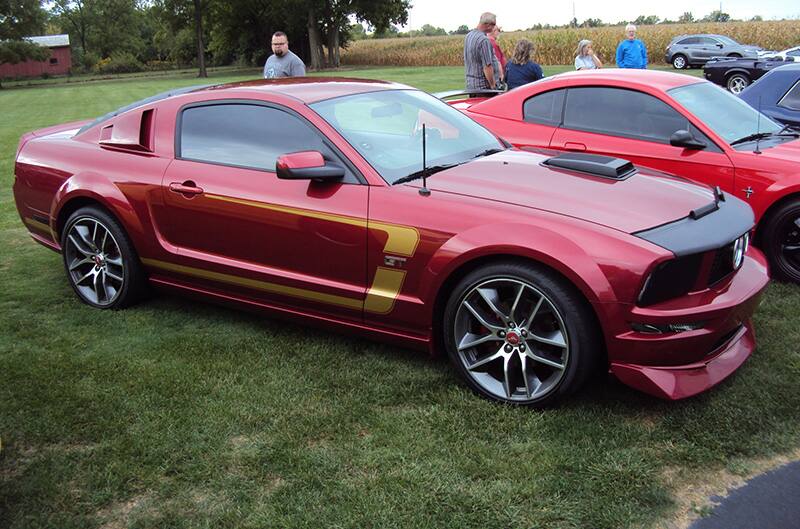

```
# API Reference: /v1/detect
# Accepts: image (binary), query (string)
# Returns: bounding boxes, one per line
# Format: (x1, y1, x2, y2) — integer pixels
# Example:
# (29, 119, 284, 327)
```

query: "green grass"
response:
(0, 66, 796, 529)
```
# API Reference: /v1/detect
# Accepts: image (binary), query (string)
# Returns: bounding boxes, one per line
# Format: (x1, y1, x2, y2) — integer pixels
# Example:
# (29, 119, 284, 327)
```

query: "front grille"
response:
(638, 234, 747, 307)
(708, 241, 736, 286)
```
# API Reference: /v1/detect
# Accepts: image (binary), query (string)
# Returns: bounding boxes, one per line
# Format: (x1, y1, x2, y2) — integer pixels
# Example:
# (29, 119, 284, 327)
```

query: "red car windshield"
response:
(669, 82, 782, 144)
(311, 89, 502, 184)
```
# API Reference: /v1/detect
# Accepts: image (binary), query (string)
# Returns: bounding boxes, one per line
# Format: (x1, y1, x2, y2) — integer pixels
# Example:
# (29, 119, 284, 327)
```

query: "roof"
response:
(26, 34, 70, 48)
(195, 77, 410, 104)
(549, 69, 701, 92)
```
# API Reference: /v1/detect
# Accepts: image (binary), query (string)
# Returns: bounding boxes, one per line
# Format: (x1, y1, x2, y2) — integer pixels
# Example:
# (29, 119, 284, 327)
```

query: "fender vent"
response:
(542, 153, 636, 180)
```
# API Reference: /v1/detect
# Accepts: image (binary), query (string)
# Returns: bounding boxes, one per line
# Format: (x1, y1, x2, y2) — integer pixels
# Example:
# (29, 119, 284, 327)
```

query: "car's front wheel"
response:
(61, 206, 146, 309)
(761, 199, 800, 283)
(443, 261, 598, 407)
(672, 54, 688, 69)
(727, 73, 750, 94)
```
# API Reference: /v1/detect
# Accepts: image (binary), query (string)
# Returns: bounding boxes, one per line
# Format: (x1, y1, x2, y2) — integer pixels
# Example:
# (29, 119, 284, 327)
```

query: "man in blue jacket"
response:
(615, 24, 647, 69)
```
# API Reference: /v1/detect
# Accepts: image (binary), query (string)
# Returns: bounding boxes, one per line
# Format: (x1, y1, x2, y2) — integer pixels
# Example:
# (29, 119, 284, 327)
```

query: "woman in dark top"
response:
(505, 39, 544, 90)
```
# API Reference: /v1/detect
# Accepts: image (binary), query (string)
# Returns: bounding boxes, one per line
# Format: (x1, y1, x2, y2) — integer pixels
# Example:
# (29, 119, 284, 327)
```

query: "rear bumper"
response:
(594, 247, 769, 399)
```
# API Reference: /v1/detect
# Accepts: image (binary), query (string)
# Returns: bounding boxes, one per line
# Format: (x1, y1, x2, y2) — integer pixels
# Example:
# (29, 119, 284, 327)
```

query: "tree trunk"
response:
(194, 0, 207, 78)
(307, 10, 324, 70)
(326, 25, 340, 68)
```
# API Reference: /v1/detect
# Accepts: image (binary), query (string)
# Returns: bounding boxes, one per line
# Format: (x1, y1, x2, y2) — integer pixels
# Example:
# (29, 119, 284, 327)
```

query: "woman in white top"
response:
(574, 39, 603, 70)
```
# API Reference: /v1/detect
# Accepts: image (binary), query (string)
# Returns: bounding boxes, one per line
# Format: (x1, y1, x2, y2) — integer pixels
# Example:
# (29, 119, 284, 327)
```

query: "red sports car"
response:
(447, 69, 800, 283)
(13, 78, 768, 406)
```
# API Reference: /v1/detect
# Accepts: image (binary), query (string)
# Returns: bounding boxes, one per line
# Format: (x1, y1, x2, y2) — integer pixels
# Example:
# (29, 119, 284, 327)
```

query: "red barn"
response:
(0, 34, 72, 79)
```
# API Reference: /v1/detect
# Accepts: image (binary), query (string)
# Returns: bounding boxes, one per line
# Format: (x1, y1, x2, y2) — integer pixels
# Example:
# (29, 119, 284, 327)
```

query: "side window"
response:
(179, 103, 354, 179)
(778, 80, 800, 111)
(563, 87, 689, 143)
(523, 89, 566, 126)
(787, 49, 800, 57)
(678, 37, 699, 45)
(701, 37, 720, 46)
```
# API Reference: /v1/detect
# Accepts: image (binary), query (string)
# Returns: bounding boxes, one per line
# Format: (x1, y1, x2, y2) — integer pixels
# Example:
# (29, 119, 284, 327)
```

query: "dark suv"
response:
(666, 34, 762, 69)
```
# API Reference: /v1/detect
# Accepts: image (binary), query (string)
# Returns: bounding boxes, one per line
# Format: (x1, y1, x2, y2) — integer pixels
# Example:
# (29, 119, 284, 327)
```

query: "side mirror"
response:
(670, 129, 707, 150)
(716, 43, 724, 48)
(276, 151, 345, 181)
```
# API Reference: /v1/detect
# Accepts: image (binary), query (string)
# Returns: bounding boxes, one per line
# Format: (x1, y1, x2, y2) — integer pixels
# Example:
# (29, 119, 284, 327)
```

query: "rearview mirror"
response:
(670, 130, 707, 150)
(276, 151, 345, 181)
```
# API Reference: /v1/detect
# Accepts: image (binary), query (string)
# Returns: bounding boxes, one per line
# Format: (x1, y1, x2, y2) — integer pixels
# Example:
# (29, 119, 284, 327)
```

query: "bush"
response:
(144, 60, 176, 71)
(94, 52, 143, 74)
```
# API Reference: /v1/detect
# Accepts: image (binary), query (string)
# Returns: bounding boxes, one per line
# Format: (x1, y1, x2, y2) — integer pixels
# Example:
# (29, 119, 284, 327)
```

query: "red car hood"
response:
(423, 150, 716, 234)
(742, 137, 800, 163)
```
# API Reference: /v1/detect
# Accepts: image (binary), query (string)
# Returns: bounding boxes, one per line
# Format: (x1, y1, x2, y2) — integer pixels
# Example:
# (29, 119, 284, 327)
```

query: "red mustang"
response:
(14, 78, 768, 406)
(448, 70, 800, 283)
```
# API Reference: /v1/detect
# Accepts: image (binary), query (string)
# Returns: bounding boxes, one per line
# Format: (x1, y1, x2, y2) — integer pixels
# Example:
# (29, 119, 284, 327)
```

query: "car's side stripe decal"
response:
(23, 217, 55, 240)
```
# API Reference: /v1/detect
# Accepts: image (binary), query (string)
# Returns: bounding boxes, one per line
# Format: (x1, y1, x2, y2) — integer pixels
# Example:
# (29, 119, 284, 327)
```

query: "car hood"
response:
(736, 137, 800, 163)
(421, 150, 715, 234)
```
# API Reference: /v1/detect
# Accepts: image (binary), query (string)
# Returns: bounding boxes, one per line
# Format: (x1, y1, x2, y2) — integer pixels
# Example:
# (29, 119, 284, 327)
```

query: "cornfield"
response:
(341, 21, 800, 66)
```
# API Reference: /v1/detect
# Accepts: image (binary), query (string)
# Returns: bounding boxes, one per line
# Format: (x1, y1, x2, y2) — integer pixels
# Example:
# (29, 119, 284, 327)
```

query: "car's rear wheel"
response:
(761, 199, 800, 283)
(443, 261, 598, 407)
(727, 53, 742, 58)
(672, 54, 688, 69)
(727, 73, 750, 94)
(61, 206, 146, 309)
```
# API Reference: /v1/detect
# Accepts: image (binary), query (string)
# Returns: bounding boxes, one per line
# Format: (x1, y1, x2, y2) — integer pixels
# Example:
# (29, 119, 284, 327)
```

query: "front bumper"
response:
(593, 247, 769, 400)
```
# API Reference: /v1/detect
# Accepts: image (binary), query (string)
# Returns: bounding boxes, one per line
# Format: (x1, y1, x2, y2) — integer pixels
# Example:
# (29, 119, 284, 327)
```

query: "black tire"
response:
(672, 54, 688, 69)
(726, 73, 750, 94)
(727, 53, 742, 58)
(761, 199, 800, 283)
(61, 206, 147, 309)
(443, 261, 599, 407)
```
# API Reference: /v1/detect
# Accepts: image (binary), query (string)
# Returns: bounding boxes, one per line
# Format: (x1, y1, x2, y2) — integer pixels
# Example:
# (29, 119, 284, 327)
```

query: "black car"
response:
(703, 55, 796, 94)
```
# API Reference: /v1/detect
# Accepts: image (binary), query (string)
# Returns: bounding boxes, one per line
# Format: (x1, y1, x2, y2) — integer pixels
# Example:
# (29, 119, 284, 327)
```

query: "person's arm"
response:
(575, 56, 582, 70)
(533, 63, 544, 81)
(483, 64, 496, 88)
(641, 42, 648, 69)
(480, 39, 495, 88)
(616, 42, 624, 67)
(592, 53, 603, 68)
(263, 59, 269, 78)
(292, 57, 306, 76)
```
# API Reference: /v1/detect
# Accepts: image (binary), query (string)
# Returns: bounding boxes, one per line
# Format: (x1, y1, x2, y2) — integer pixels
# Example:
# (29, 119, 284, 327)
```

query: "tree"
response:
(581, 18, 603, 27)
(153, 0, 211, 77)
(0, 0, 49, 87)
(677, 11, 694, 23)
(450, 24, 469, 35)
(750, 15, 763, 22)
(702, 10, 730, 22)
(632, 15, 659, 25)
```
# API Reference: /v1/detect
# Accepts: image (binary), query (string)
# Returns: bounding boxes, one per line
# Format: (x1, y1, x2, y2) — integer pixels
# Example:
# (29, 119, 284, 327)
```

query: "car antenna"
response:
(754, 96, 763, 155)
(419, 123, 431, 196)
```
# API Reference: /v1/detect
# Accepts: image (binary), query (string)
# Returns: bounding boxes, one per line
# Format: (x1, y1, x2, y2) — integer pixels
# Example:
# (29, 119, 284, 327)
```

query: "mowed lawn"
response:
(1, 66, 798, 529)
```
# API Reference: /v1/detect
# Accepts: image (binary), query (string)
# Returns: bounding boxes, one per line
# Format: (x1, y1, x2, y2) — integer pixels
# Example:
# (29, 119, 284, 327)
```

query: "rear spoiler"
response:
(434, 89, 504, 101)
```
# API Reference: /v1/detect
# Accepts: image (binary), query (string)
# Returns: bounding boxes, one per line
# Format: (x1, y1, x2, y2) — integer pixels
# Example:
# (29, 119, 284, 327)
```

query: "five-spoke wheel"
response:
(444, 262, 597, 406)
(726, 73, 750, 94)
(61, 206, 145, 309)
(672, 54, 687, 69)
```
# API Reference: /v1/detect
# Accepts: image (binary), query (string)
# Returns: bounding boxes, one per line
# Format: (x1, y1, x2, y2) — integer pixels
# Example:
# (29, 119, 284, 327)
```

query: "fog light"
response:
(631, 321, 705, 334)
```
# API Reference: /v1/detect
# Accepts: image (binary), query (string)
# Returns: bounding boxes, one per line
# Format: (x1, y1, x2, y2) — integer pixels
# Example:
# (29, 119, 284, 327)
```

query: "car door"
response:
(701, 37, 724, 61)
(549, 86, 735, 191)
(158, 100, 369, 322)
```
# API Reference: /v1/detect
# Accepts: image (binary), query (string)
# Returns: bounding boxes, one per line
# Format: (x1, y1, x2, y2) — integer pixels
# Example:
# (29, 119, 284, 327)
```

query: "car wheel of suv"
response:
(727, 53, 742, 58)
(672, 54, 688, 69)
(727, 73, 750, 94)
(61, 206, 147, 309)
(761, 199, 800, 283)
(443, 261, 598, 407)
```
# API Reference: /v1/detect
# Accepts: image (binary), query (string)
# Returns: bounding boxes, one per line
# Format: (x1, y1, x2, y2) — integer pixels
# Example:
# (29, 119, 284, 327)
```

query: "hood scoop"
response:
(542, 153, 636, 180)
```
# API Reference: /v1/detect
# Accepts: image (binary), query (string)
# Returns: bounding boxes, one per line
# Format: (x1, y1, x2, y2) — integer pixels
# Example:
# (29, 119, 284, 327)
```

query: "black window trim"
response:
(558, 85, 724, 152)
(175, 98, 366, 185)
(521, 88, 567, 126)
(777, 79, 800, 111)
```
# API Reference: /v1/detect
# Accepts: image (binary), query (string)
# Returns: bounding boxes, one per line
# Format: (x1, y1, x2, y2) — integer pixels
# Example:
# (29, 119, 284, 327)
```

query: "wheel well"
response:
(755, 192, 800, 245)
(430, 254, 605, 361)
(55, 197, 111, 241)
(726, 70, 748, 80)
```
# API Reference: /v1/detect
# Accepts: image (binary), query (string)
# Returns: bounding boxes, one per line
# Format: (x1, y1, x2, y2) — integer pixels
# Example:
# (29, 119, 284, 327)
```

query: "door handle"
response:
(169, 181, 204, 196)
(564, 142, 586, 152)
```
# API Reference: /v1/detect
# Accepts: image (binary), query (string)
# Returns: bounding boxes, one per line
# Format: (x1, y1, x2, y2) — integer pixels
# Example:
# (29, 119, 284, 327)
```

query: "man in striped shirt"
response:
(464, 12, 497, 90)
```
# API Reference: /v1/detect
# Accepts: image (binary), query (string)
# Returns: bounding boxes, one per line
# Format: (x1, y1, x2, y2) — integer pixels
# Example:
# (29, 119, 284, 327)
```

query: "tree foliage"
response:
(0, 0, 48, 71)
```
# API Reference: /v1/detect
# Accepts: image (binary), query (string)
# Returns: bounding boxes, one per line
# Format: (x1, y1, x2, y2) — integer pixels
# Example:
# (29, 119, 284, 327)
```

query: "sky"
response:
(401, 0, 800, 31)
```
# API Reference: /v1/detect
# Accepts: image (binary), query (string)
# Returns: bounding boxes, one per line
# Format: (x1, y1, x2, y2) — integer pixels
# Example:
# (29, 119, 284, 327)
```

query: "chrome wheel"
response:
(727, 74, 749, 94)
(453, 278, 570, 402)
(763, 199, 800, 283)
(64, 215, 125, 306)
(672, 55, 687, 69)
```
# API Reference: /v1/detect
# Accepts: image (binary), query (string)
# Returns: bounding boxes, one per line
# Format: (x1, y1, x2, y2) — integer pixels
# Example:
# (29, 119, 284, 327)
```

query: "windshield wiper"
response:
(777, 123, 800, 135)
(392, 163, 459, 185)
(472, 147, 506, 158)
(729, 132, 775, 146)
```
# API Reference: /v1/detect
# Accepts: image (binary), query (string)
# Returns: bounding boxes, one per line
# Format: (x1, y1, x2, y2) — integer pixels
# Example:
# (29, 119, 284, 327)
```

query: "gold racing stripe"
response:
(145, 196, 419, 313)
(24, 217, 55, 241)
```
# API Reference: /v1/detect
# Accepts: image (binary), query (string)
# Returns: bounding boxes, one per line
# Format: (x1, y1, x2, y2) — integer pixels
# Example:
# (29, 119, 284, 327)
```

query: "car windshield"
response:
(310, 89, 502, 184)
(669, 82, 782, 144)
